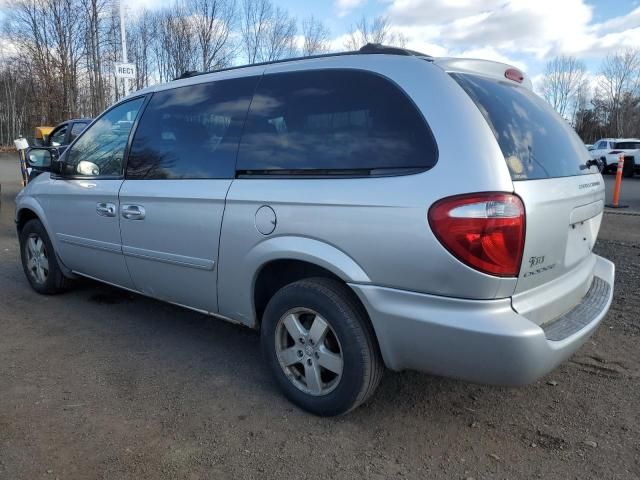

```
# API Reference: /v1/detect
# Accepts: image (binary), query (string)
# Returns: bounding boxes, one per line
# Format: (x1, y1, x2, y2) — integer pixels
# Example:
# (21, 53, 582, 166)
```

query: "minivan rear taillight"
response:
(428, 193, 525, 277)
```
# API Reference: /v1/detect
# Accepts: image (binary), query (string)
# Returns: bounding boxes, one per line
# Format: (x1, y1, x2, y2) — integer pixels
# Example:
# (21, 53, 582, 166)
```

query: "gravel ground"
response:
(0, 154, 639, 479)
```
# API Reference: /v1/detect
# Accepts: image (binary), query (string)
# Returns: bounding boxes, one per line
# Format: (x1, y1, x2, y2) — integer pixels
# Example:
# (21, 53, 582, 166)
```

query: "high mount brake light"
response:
(428, 193, 526, 277)
(505, 68, 524, 83)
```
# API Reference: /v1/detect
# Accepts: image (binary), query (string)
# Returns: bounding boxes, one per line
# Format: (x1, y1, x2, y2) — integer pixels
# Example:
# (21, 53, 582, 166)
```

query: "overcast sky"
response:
(2, 0, 639, 79)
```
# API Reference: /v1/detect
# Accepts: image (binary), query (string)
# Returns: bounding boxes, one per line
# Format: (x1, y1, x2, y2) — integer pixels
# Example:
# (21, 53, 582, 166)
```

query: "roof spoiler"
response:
(434, 57, 533, 90)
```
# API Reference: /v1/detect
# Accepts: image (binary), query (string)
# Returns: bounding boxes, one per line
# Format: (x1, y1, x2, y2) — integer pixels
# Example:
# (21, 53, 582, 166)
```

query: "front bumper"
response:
(349, 255, 615, 385)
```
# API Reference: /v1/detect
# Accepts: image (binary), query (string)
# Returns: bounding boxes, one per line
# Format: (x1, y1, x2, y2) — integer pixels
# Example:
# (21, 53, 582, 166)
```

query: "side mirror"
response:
(27, 147, 65, 174)
(587, 146, 594, 151)
(27, 148, 53, 170)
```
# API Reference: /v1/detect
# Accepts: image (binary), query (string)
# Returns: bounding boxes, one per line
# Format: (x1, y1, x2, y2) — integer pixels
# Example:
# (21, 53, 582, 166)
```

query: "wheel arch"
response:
(16, 207, 41, 234)
(15, 202, 73, 277)
(244, 236, 371, 328)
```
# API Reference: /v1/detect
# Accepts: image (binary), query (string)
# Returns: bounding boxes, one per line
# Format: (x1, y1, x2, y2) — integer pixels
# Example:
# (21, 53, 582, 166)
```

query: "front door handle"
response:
(96, 202, 116, 217)
(121, 204, 146, 220)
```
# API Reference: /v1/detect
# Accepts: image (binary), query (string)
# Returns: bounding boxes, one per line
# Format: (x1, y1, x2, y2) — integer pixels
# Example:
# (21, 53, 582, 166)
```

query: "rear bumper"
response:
(349, 255, 615, 385)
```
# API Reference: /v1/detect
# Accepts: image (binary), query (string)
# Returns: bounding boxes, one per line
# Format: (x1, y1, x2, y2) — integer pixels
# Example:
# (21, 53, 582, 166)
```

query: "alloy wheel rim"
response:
(275, 308, 343, 396)
(26, 234, 49, 284)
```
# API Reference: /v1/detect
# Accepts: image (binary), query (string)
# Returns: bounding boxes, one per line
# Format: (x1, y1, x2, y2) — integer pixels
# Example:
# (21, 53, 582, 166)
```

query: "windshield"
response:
(614, 142, 640, 149)
(451, 73, 597, 180)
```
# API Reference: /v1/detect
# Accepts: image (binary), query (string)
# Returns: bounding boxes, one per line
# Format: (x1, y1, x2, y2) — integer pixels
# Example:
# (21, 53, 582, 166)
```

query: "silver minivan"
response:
(16, 45, 615, 416)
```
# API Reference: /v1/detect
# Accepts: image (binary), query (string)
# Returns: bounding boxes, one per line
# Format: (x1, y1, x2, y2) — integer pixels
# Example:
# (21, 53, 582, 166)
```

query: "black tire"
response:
(261, 277, 383, 416)
(19, 219, 68, 294)
(622, 157, 635, 178)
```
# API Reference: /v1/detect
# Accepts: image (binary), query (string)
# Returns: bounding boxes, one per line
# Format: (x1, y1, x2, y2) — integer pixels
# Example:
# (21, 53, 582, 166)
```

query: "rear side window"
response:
(452, 73, 596, 180)
(236, 69, 437, 175)
(614, 141, 640, 149)
(49, 125, 67, 146)
(127, 76, 258, 179)
(70, 122, 88, 141)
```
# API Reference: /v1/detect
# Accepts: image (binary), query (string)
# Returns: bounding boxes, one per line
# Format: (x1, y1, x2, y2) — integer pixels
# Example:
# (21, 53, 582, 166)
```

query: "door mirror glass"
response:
(76, 160, 100, 176)
(27, 148, 52, 170)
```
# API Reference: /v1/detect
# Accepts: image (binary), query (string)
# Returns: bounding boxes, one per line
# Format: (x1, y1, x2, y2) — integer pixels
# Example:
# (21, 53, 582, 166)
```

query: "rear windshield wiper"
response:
(580, 159, 602, 171)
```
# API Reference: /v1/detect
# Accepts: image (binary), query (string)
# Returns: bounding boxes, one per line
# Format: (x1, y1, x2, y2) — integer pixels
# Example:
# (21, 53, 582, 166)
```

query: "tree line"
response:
(539, 49, 640, 143)
(1, 0, 637, 147)
(0, 0, 407, 145)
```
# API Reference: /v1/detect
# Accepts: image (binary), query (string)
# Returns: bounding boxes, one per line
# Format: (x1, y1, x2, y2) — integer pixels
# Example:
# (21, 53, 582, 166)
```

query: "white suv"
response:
(590, 138, 640, 176)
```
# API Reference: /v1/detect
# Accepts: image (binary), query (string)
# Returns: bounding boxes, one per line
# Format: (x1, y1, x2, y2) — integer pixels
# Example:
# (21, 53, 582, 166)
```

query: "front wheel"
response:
(261, 277, 383, 416)
(19, 219, 68, 294)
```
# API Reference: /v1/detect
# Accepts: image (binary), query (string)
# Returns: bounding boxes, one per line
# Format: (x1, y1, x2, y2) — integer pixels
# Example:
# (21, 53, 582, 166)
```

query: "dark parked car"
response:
(44, 118, 92, 151)
(27, 118, 91, 181)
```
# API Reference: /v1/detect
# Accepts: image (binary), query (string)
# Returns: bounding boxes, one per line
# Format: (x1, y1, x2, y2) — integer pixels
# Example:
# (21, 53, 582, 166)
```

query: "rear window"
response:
(452, 73, 597, 180)
(614, 141, 640, 149)
(236, 69, 438, 175)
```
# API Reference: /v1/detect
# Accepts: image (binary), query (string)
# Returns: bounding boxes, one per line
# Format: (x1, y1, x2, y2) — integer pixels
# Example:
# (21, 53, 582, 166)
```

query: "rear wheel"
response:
(19, 219, 68, 294)
(622, 157, 635, 178)
(261, 277, 383, 416)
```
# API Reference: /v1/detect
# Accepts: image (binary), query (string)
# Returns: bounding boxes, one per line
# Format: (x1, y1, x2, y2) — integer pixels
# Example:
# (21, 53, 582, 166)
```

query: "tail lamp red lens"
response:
(428, 193, 525, 277)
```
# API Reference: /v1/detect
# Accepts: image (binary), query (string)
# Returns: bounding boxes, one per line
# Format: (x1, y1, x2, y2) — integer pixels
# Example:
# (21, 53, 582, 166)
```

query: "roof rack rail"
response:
(170, 44, 432, 82)
(358, 43, 431, 58)
(174, 70, 201, 80)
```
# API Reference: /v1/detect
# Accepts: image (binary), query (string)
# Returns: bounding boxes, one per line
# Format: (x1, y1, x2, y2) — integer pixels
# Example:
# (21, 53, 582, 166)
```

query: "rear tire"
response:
(19, 219, 68, 294)
(261, 277, 383, 416)
(622, 157, 635, 178)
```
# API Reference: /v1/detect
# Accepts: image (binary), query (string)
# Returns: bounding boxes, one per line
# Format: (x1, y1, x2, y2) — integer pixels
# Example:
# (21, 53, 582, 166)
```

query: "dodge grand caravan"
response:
(17, 44, 615, 416)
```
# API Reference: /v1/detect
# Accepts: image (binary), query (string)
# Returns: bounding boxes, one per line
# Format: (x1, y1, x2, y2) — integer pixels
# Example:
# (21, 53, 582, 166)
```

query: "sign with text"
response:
(114, 62, 136, 79)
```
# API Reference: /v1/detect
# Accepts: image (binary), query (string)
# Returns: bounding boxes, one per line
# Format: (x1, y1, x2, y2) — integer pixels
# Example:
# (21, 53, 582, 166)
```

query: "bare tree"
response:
(189, 0, 237, 71)
(50, 0, 84, 118)
(80, 0, 103, 115)
(0, 56, 27, 144)
(240, 0, 270, 64)
(540, 56, 588, 121)
(301, 16, 330, 56)
(596, 49, 640, 137)
(240, 0, 296, 64)
(344, 15, 407, 51)
(128, 8, 155, 90)
(262, 6, 296, 61)
(8, 0, 60, 123)
(155, 3, 199, 80)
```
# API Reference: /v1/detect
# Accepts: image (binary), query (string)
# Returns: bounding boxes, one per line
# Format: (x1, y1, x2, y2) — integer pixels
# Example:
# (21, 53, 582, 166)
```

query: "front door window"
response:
(64, 98, 145, 177)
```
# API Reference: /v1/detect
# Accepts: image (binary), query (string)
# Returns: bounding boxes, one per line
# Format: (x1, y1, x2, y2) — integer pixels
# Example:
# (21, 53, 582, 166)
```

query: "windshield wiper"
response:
(580, 159, 601, 171)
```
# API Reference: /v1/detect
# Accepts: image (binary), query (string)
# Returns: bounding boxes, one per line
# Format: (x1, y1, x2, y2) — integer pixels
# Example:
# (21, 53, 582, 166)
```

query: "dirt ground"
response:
(0, 154, 639, 479)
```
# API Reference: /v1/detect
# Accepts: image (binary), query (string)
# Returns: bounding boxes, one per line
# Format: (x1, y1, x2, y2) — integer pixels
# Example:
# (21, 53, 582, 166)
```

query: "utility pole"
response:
(119, 0, 128, 95)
